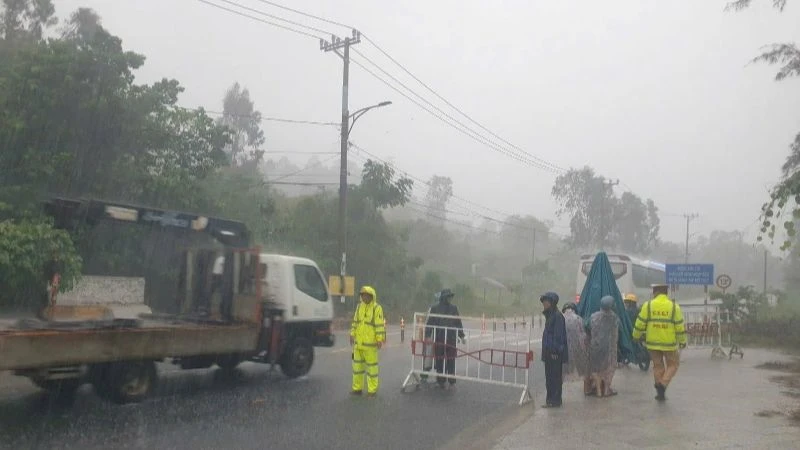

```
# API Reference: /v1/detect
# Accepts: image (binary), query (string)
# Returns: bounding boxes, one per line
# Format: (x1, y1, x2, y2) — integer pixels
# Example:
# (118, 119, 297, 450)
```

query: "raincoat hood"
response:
(359, 286, 378, 303)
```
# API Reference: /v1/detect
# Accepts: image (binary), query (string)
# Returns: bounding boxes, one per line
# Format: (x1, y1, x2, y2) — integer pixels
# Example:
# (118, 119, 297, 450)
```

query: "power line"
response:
(264, 150, 339, 155)
(202, 109, 339, 126)
(195, 0, 325, 39)
(202, 1, 565, 175)
(248, 0, 565, 174)
(267, 181, 338, 186)
(349, 54, 561, 174)
(176, 106, 339, 126)
(359, 34, 566, 173)
(349, 142, 540, 221)
(347, 145, 570, 239)
(212, 0, 335, 37)
(252, 0, 354, 30)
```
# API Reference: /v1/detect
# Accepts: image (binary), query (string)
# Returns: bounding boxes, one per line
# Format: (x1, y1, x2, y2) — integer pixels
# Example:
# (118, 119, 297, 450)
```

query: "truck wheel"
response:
(280, 338, 314, 379)
(216, 354, 242, 371)
(97, 361, 157, 404)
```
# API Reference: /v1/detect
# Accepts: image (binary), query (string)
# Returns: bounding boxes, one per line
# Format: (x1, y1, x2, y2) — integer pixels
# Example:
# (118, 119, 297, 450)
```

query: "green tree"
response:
(60, 7, 100, 42)
(218, 82, 265, 166)
(727, 1, 799, 249)
(552, 167, 618, 249)
(0, 0, 56, 44)
(612, 192, 660, 254)
(424, 175, 453, 222)
(0, 219, 82, 308)
(356, 159, 413, 209)
(0, 9, 232, 310)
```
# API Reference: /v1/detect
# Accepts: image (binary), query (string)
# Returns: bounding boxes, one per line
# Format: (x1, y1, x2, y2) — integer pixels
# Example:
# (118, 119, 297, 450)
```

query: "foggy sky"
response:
(57, 0, 800, 244)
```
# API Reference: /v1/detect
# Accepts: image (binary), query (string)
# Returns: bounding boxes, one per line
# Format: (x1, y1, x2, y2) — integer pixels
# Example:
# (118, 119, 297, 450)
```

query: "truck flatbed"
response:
(0, 317, 259, 371)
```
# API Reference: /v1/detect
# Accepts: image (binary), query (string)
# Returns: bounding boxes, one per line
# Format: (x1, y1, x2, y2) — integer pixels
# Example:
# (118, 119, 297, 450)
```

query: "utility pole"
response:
(531, 228, 537, 266)
(600, 179, 619, 248)
(683, 213, 699, 263)
(321, 30, 361, 308)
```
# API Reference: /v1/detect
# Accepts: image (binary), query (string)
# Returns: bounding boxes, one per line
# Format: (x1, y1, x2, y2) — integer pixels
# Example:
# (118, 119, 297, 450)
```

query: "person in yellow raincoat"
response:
(632, 284, 687, 401)
(350, 286, 385, 396)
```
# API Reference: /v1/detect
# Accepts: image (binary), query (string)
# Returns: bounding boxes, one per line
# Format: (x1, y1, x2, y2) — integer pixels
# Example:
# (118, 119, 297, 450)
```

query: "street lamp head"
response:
(378, 101, 392, 107)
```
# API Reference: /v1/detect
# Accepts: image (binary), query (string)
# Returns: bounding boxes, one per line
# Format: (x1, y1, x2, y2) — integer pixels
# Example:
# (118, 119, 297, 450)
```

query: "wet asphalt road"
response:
(0, 324, 545, 450)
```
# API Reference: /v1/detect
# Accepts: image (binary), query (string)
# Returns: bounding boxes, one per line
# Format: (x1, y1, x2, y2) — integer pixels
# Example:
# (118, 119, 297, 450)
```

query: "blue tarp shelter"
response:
(576, 251, 635, 362)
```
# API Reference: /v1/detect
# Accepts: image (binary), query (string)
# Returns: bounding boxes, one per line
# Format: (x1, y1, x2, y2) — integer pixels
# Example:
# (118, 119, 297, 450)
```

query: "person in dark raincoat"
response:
(425, 289, 465, 388)
(540, 292, 567, 408)
(587, 295, 620, 397)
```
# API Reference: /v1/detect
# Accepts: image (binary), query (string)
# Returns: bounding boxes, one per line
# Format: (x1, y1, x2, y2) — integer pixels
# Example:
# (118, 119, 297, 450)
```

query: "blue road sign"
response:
(665, 264, 714, 285)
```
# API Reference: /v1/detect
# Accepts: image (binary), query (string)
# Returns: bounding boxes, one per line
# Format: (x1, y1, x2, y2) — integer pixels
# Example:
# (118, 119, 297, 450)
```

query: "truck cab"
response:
(258, 254, 335, 347)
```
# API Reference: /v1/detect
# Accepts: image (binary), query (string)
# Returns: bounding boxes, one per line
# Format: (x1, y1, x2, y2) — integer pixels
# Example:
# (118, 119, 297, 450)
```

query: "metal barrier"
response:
(682, 307, 743, 360)
(401, 312, 535, 405)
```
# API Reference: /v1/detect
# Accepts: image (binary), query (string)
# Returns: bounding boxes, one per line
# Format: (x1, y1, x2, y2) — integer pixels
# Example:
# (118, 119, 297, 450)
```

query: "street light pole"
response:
(333, 100, 391, 307)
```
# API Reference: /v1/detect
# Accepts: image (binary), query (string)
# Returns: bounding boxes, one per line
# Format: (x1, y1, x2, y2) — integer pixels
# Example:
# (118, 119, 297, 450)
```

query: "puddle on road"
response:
(757, 358, 800, 425)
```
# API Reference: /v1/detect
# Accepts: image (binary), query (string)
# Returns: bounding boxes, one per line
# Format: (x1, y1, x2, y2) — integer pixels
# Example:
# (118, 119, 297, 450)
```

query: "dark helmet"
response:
(561, 302, 577, 313)
(438, 289, 455, 302)
(539, 291, 559, 305)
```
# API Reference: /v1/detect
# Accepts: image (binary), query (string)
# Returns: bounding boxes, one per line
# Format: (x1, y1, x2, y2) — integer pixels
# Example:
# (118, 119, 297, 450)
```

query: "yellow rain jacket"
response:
(350, 286, 386, 348)
(632, 294, 687, 351)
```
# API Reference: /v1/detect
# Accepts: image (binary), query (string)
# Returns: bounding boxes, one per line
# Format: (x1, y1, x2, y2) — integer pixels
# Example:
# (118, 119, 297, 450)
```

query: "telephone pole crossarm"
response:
(320, 29, 361, 52)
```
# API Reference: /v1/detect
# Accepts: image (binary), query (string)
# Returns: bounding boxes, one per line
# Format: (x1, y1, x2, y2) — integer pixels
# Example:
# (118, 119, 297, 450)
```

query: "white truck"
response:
(0, 198, 335, 404)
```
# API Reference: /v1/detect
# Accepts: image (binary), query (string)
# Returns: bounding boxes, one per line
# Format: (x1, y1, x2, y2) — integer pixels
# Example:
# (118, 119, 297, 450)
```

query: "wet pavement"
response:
(493, 348, 800, 450)
(0, 325, 544, 450)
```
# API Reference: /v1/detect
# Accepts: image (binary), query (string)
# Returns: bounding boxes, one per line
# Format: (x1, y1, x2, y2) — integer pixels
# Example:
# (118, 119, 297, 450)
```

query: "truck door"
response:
(291, 263, 329, 320)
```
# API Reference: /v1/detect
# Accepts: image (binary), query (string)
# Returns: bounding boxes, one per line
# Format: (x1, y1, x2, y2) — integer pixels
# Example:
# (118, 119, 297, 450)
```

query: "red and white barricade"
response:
(401, 311, 535, 405)
(681, 306, 741, 359)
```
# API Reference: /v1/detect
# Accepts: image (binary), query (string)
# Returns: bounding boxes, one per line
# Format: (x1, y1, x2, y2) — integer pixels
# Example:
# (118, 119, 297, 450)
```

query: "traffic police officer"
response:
(350, 286, 386, 397)
(632, 284, 687, 401)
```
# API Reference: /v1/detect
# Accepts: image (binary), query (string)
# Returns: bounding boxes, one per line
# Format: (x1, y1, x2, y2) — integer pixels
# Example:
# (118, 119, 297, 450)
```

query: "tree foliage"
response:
(424, 175, 453, 222)
(552, 167, 660, 252)
(727, 1, 800, 249)
(356, 159, 413, 209)
(0, 0, 56, 44)
(0, 7, 233, 308)
(552, 167, 616, 249)
(0, 219, 82, 308)
(218, 82, 265, 165)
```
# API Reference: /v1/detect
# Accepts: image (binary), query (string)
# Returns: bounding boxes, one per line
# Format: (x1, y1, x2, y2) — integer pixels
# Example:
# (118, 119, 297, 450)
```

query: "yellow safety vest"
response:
(350, 296, 385, 348)
(632, 294, 687, 352)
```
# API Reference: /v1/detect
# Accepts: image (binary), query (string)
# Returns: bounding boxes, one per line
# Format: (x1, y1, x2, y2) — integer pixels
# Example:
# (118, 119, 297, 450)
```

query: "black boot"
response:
(655, 383, 666, 401)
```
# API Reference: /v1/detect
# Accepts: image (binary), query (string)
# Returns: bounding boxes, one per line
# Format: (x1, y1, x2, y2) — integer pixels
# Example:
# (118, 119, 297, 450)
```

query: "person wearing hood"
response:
(587, 295, 621, 398)
(350, 286, 385, 397)
(425, 289, 465, 388)
(540, 292, 567, 408)
(561, 302, 590, 391)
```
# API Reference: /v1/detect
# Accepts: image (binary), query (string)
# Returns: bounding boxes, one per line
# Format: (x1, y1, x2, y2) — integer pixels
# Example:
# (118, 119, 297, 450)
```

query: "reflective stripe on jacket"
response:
(632, 294, 687, 351)
(350, 287, 385, 348)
